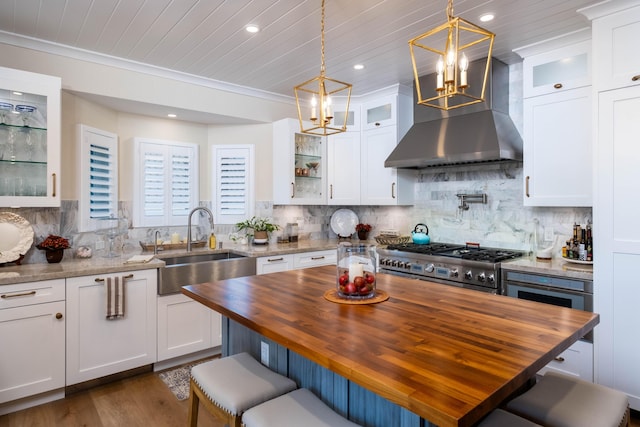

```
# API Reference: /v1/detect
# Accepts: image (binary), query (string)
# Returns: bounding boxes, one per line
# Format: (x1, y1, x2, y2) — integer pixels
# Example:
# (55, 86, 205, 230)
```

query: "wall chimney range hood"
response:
(385, 58, 522, 169)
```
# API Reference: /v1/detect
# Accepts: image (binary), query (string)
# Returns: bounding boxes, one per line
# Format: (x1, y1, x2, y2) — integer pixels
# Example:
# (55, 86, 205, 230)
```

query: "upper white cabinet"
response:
(590, 5, 640, 91)
(327, 131, 361, 205)
(0, 66, 61, 207)
(362, 95, 398, 130)
(333, 103, 361, 132)
(515, 31, 592, 207)
(273, 118, 327, 205)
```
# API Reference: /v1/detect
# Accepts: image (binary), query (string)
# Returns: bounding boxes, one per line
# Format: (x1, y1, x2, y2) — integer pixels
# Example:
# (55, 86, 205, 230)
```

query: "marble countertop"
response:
(501, 255, 593, 281)
(0, 239, 352, 286)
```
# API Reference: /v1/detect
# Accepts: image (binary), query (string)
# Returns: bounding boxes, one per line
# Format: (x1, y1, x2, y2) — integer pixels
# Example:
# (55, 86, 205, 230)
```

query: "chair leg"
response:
(187, 378, 200, 427)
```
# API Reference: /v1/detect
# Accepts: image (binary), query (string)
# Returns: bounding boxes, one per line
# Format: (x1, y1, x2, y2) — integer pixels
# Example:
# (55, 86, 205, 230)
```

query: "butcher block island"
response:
(182, 265, 598, 427)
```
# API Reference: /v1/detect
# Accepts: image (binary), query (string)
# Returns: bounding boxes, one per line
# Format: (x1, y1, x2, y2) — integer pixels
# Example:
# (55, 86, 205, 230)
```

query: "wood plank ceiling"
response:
(0, 0, 598, 122)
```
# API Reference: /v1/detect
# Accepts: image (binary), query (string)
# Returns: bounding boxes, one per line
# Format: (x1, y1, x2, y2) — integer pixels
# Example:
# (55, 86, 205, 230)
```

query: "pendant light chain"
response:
(446, 0, 454, 20)
(320, 0, 326, 76)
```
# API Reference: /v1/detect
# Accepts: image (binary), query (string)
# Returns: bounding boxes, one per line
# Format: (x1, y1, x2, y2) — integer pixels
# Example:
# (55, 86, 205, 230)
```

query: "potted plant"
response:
(36, 234, 71, 263)
(235, 217, 280, 245)
(356, 223, 372, 240)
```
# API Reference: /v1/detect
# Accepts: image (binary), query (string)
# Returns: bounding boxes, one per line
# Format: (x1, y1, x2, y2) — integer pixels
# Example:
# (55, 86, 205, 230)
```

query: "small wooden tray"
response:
(139, 241, 206, 252)
(323, 289, 389, 305)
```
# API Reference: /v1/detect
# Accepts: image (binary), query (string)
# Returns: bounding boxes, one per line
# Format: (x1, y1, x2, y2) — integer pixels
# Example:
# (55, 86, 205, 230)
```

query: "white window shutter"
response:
(212, 145, 254, 225)
(133, 138, 199, 228)
(78, 124, 118, 232)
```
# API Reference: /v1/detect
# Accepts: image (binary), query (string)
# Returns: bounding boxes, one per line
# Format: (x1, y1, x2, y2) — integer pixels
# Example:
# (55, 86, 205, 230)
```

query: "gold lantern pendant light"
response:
(294, 0, 352, 135)
(409, 0, 495, 111)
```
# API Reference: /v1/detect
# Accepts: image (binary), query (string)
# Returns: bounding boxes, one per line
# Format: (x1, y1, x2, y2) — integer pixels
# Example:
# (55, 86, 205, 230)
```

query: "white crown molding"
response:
(0, 30, 295, 105)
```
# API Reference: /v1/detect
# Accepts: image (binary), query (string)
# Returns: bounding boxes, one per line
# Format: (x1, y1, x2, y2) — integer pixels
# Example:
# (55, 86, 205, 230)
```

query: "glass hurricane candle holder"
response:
(336, 242, 377, 299)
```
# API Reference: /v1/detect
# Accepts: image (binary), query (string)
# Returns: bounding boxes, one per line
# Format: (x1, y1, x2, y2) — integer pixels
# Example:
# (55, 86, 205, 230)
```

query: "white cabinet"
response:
(516, 33, 592, 207)
(538, 340, 593, 381)
(362, 95, 398, 130)
(522, 87, 592, 206)
(327, 131, 360, 205)
(333, 103, 360, 132)
(0, 66, 61, 207)
(273, 118, 327, 205)
(293, 250, 336, 269)
(0, 280, 65, 407)
(66, 269, 157, 385)
(256, 254, 293, 274)
(590, 5, 640, 91)
(157, 293, 221, 362)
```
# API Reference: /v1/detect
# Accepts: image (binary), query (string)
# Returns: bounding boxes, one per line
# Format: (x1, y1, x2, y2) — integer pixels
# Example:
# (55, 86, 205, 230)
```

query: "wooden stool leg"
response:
(187, 378, 200, 427)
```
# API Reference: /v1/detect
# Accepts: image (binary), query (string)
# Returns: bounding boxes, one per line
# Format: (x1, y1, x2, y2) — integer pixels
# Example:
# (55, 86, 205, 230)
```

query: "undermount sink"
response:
(159, 251, 256, 295)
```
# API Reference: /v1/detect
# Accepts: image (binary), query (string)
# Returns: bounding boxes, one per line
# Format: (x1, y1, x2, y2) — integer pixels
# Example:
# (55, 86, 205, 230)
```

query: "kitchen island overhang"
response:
(182, 265, 598, 427)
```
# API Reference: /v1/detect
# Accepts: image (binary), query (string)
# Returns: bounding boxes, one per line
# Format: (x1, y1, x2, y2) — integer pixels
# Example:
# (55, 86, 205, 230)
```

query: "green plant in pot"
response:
(235, 217, 280, 245)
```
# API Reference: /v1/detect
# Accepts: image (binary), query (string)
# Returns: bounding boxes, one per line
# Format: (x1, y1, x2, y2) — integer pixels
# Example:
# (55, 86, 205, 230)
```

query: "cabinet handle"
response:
(330, 184, 333, 199)
(554, 356, 565, 363)
(51, 173, 56, 197)
(56, 312, 63, 320)
(375, 122, 381, 127)
(311, 256, 325, 260)
(94, 273, 134, 283)
(391, 182, 396, 199)
(525, 176, 530, 198)
(553, 83, 563, 89)
(267, 257, 284, 262)
(1, 290, 36, 299)
(291, 182, 295, 198)
(632, 75, 640, 82)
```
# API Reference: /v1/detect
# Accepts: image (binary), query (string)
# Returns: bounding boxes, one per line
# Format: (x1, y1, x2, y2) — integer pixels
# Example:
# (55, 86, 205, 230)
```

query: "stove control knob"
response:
(398, 261, 406, 269)
(464, 271, 473, 280)
(380, 258, 388, 266)
(392, 260, 399, 267)
(425, 263, 435, 273)
(487, 274, 495, 284)
(450, 269, 459, 278)
(404, 262, 412, 270)
(477, 272, 486, 282)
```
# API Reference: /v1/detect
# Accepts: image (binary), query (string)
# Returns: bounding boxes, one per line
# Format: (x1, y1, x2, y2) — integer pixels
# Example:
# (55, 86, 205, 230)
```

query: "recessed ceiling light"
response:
(167, 113, 177, 118)
(246, 25, 260, 33)
(479, 13, 494, 22)
(353, 64, 364, 70)
(12, 91, 23, 96)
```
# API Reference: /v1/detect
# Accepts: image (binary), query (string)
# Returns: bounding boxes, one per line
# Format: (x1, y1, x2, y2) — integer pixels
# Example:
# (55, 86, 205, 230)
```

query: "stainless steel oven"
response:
(502, 270, 594, 342)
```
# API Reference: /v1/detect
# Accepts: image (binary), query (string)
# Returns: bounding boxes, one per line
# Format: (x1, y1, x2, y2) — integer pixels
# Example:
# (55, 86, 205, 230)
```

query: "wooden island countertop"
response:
(182, 265, 598, 427)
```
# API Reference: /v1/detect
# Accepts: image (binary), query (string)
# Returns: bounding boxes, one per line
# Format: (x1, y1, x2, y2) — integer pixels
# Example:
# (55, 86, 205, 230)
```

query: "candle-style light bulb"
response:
(459, 53, 468, 88)
(310, 96, 318, 121)
(325, 96, 333, 121)
(446, 47, 456, 82)
(436, 56, 444, 90)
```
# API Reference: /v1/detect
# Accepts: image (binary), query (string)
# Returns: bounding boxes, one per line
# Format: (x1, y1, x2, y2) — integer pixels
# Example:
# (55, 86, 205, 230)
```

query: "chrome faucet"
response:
(187, 207, 214, 252)
(153, 230, 162, 255)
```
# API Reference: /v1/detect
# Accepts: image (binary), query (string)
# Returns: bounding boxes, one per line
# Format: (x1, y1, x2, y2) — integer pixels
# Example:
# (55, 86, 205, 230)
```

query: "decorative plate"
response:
(561, 257, 593, 265)
(330, 209, 358, 238)
(0, 212, 34, 263)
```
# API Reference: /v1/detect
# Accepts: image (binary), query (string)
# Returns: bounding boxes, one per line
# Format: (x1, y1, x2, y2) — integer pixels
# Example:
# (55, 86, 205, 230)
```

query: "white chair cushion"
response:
(242, 388, 361, 427)
(506, 372, 629, 427)
(190, 352, 297, 416)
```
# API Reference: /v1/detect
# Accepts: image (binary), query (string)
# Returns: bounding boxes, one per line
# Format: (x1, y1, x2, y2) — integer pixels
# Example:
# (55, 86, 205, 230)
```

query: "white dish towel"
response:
(105, 276, 126, 320)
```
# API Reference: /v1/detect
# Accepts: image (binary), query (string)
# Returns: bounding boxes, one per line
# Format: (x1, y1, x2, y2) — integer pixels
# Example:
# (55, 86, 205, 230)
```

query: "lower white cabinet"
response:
(157, 293, 221, 362)
(537, 339, 593, 381)
(256, 254, 294, 274)
(0, 280, 65, 406)
(66, 269, 157, 385)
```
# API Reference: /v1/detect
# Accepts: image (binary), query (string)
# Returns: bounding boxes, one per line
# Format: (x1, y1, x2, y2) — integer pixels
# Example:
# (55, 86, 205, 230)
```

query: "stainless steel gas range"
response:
(377, 242, 525, 294)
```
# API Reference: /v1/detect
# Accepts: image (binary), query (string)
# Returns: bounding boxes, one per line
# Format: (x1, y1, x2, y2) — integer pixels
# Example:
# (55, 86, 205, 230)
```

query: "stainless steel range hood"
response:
(385, 58, 522, 169)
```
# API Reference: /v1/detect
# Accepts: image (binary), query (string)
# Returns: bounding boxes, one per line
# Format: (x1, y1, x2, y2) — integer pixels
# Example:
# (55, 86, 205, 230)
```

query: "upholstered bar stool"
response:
(242, 388, 361, 427)
(477, 409, 542, 426)
(506, 372, 630, 427)
(188, 352, 297, 427)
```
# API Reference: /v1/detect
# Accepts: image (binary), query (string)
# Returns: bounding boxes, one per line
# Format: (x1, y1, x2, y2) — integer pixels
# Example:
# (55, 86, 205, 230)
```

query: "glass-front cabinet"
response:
(0, 66, 61, 207)
(273, 118, 326, 205)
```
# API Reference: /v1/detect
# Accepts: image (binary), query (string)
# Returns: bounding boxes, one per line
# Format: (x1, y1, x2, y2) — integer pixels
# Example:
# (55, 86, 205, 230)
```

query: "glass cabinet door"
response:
(293, 132, 323, 201)
(0, 67, 60, 207)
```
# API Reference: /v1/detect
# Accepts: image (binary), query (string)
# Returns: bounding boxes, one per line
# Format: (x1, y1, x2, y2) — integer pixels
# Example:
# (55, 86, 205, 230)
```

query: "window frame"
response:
(211, 144, 255, 225)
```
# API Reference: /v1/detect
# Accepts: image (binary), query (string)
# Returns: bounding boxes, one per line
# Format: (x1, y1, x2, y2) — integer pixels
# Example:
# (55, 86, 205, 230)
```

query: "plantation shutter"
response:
(133, 138, 199, 227)
(212, 145, 254, 224)
(78, 125, 118, 232)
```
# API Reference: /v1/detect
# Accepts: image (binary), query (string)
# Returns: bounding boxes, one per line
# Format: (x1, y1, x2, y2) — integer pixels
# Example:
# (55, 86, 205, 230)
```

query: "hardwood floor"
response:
(2, 368, 639, 426)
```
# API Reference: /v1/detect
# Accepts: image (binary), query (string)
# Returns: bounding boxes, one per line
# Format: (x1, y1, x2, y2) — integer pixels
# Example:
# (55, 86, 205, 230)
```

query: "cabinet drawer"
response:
(294, 250, 336, 269)
(538, 340, 593, 381)
(0, 279, 65, 309)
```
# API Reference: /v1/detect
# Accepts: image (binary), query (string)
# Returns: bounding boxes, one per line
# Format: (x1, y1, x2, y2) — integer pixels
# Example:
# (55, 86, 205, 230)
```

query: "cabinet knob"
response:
(375, 122, 381, 127)
(632, 75, 640, 82)
(554, 356, 565, 363)
(56, 312, 63, 320)
(553, 83, 563, 89)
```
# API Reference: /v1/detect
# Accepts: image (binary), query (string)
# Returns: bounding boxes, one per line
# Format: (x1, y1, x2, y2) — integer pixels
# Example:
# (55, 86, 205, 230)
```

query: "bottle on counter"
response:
(209, 232, 217, 249)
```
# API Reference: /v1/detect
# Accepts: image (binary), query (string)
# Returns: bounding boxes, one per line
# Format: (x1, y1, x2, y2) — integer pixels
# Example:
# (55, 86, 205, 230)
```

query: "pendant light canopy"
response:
(294, 0, 352, 135)
(409, 0, 495, 110)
